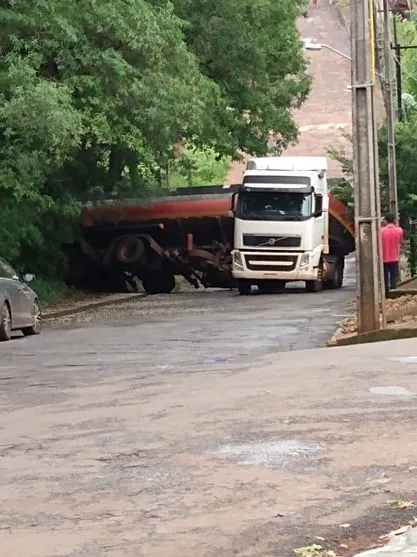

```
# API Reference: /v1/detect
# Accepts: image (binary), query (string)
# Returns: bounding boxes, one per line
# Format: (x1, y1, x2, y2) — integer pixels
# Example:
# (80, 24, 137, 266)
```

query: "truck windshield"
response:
(236, 191, 312, 221)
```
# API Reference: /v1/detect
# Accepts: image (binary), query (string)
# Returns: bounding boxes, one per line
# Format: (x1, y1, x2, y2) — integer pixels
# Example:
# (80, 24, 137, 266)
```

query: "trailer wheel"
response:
(237, 280, 251, 295)
(115, 237, 145, 265)
(142, 273, 176, 295)
(306, 265, 324, 293)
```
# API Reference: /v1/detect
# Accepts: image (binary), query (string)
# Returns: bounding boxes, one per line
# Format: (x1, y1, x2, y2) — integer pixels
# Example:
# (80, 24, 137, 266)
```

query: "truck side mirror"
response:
(230, 192, 238, 214)
(314, 194, 323, 217)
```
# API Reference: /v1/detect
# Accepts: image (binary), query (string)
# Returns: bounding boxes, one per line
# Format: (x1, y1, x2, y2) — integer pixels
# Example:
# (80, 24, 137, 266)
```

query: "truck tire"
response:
(237, 280, 251, 295)
(306, 265, 324, 293)
(326, 260, 344, 289)
(258, 281, 286, 294)
(142, 273, 176, 295)
(115, 237, 145, 265)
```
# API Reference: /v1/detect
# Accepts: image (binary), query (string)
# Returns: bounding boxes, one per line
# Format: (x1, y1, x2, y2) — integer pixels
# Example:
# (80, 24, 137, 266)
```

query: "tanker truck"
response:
(66, 157, 354, 294)
(231, 156, 355, 294)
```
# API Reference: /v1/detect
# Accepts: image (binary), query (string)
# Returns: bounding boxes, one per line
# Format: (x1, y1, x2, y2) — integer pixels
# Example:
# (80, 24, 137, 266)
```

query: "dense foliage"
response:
(170, 143, 231, 188)
(327, 122, 417, 227)
(328, 15, 417, 231)
(381, 13, 417, 227)
(0, 0, 309, 293)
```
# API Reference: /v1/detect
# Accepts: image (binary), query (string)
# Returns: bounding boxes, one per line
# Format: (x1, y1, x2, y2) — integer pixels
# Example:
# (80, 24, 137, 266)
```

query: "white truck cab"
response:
(231, 156, 343, 294)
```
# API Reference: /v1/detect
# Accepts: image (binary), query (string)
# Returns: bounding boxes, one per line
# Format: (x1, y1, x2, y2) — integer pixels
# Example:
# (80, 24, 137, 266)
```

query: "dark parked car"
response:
(0, 257, 42, 341)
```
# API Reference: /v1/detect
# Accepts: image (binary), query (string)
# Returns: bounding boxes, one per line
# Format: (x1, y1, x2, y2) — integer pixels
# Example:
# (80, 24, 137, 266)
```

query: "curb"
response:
(43, 293, 147, 320)
(329, 327, 417, 346)
(387, 277, 417, 298)
(388, 289, 417, 299)
(327, 325, 345, 346)
(397, 276, 417, 287)
(333, 1, 349, 29)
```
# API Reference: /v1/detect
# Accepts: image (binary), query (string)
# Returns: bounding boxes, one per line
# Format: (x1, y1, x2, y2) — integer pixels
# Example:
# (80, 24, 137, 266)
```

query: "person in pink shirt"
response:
(380, 213, 404, 295)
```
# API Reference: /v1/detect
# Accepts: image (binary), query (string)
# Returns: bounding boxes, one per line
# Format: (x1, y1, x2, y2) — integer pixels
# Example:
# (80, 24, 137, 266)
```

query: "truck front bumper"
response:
(231, 250, 319, 282)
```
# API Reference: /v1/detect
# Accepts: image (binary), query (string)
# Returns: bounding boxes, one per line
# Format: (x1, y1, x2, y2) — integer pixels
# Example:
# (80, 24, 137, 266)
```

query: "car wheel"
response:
(22, 300, 42, 336)
(0, 302, 12, 341)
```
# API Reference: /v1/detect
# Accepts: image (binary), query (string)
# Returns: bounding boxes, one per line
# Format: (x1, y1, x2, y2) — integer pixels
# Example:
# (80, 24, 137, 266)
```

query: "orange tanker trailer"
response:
(66, 184, 354, 294)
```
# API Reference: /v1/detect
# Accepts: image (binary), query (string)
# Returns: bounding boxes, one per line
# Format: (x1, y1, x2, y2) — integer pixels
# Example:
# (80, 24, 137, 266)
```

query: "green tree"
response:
(378, 118, 417, 225)
(170, 0, 311, 156)
(396, 14, 417, 98)
(327, 119, 417, 227)
(170, 143, 231, 187)
(0, 0, 217, 275)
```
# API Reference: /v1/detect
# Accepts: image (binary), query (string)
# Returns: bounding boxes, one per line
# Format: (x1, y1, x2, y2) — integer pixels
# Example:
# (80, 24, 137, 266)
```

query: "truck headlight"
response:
(299, 252, 310, 268)
(232, 250, 244, 269)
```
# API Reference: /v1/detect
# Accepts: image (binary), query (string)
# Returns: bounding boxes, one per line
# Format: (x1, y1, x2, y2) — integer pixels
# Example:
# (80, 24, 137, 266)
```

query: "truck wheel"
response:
(142, 273, 176, 295)
(237, 280, 251, 295)
(306, 266, 324, 293)
(258, 281, 286, 293)
(116, 237, 145, 265)
(306, 279, 324, 293)
(326, 261, 344, 289)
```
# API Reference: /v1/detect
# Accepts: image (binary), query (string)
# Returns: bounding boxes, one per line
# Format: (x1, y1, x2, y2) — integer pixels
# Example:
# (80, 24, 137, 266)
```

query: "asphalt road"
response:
(3, 256, 355, 370)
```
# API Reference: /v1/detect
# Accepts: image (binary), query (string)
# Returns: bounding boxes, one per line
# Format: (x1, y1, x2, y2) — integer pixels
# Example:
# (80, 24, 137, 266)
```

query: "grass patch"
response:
(31, 277, 80, 307)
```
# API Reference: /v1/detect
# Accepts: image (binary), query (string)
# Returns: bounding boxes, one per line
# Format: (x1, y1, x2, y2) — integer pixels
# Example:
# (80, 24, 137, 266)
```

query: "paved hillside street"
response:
(283, 2, 352, 174)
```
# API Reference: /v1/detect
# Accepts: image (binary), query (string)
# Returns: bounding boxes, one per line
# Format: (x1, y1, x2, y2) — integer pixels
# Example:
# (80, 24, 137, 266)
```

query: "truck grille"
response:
(244, 254, 298, 272)
(243, 234, 301, 248)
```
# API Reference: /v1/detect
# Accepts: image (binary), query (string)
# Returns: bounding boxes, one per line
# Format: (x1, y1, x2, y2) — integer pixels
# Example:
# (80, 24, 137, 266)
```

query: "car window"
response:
(0, 258, 17, 279)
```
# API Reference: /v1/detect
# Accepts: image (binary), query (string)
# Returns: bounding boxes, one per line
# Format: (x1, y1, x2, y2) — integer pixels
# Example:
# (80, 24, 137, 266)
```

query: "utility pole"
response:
(383, 0, 399, 222)
(350, 0, 381, 332)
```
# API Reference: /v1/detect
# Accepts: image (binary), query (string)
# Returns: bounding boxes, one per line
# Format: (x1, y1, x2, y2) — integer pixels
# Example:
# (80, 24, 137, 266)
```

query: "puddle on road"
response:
(369, 386, 415, 396)
(215, 439, 324, 468)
